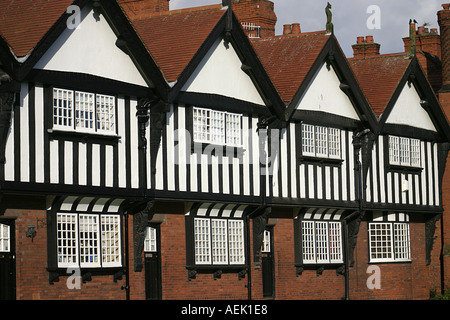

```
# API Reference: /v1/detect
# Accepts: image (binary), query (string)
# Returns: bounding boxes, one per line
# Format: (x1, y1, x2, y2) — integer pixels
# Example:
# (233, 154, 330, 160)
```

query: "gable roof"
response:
(0, 0, 74, 58)
(348, 53, 411, 117)
(250, 31, 330, 104)
(0, 0, 168, 96)
(123, 4, 226, 84)
(251, 31, 378, 131)
(350, 53, 450, 141)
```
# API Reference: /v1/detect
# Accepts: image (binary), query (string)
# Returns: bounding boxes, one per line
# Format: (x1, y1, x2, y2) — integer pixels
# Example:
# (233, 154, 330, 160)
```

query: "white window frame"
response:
(368, 222, 411, 263)
(144, 226, 158, 253)
(261, 230, 271, 253)
(56, 212, 122, 268)
(301, 124, 341, 159)
(301, 220, 343, 264)
(193, 217, 245, 266)
(192, 107, 242, 147)
(389, 135, 421, 168)
(53, 88, 116, 135)
(0, 223, 10, 253)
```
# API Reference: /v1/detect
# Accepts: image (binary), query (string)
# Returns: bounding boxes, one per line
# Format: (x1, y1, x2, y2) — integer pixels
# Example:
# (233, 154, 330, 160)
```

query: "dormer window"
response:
(53, 88, 116, 135)
(301, 124, 341, 159)
(192, 107, 242, 147)
(388, 135, 421, 167)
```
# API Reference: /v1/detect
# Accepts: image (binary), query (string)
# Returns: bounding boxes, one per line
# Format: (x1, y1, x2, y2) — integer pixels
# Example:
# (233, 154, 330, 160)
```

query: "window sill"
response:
(298, 155, 343, 165)
(186, 265, 248, 281)
(48, 129, 121, 144)
(387, 164, 423, 173)
(48, 266, 124, 284)
(296, 263, 345, 276)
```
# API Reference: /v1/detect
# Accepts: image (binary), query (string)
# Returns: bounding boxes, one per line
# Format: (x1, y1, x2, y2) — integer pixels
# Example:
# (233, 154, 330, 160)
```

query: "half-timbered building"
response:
(0, 0, 449, 301)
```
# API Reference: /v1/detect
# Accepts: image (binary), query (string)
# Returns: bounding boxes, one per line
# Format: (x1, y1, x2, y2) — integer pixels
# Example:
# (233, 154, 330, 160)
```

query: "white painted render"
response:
(295, 63, 360, 120)
(34, 5, 148, 87)
(181, 37, 266, 106)
(386, 82, 437, 132)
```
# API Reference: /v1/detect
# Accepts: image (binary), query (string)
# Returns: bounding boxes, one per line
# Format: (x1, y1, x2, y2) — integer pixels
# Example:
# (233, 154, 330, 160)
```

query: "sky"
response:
(170, 0, 444, 57)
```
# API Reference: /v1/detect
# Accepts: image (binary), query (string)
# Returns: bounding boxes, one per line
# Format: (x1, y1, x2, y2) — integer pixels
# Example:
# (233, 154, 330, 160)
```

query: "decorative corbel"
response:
(252, 206, 271, 267)
(425, 213, 442, 265)
(0, 90, 16, 165)
(353, 129, 376, 201)
(133, 200, 155, 272)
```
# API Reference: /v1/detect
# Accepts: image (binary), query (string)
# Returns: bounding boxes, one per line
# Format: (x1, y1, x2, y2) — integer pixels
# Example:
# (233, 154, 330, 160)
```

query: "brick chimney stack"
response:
(352, 36, 381, 58)
(438, 3, 450, 95)
(232, 0, 277, 38)
(118, 0, 170, 19)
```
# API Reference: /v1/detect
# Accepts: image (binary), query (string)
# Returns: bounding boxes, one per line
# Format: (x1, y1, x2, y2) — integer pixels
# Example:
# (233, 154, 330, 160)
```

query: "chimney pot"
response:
(283, 24, 292, 35)
(291, 23, 301, 34)
(356, 36, 364, 44)
(366, 35, 374, 43)
(431, 28, 438, 34)
(442, 3, 450, 9)
(418, 26, 425, 34)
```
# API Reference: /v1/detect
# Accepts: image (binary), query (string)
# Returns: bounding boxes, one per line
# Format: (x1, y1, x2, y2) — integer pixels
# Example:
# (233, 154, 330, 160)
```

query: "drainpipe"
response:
(122, 211, 130, 300)
(343, 210, 360, 300)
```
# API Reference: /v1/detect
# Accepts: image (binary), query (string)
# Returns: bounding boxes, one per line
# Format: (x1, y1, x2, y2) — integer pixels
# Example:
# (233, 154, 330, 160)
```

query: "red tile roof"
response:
(348, 53, 411, 116)
(0, 0, 73, 58)
(123, 4, 226, 83)
(250, 31, 330, 103)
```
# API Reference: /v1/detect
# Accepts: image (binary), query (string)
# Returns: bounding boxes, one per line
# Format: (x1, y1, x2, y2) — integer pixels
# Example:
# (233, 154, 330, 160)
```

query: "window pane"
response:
(53, 88, 73, 128)
(226, 113, 242, 146)
(410, 139, 421, 167)
(96, 94, 116, 133)
(394, 223, 410, 261)
(57, 213, 78, 267)
(0, 223, 10, 252)
(301, 221, 316, 263)
(261, 230, 271, 253)
(369, 223, 393, 261)
(193, 108, 210, 143)
(210, 110, 225, 144)
(75, 91, 95, 131)
(389, 136, 400, 165)
(79, 214, 100, 267)
(194, 218, 211, 264)
(144, 226, 157, 252)
(328, 128, 341, 159)
(315, 221, 329, 263)
(302, 124, 315, 156)
(101, 215, 122, 267)
(328, 222, 343, 263)
(211, 219, 228, 265)
(228, 220, 245, 265)
(399, 137, 410, 166)
(315, 126, 328, 157)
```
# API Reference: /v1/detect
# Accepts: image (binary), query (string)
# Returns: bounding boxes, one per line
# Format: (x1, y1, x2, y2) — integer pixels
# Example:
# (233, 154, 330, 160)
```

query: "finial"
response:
(325, 2, 334, 35)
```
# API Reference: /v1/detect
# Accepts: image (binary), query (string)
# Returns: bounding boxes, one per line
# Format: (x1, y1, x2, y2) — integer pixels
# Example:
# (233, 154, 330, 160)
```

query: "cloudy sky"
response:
(170, 0, 444, 57)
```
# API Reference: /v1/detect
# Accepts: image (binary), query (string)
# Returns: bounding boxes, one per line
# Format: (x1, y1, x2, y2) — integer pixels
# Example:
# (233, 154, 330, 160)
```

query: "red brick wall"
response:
(9, 208, 146, 300)
(349, 220, 441, 300)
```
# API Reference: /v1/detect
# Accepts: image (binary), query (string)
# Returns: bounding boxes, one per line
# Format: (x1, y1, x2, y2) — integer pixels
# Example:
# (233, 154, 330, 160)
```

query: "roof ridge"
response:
(126, 4, 224, 20)
(348, 52, 409, 61)
(252, 30, 328, 42)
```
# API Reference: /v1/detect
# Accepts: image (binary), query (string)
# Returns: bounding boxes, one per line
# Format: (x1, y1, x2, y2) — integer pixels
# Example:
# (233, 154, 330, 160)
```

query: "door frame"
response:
(261, 226, 275, 299)
(0, 220, 16, 300)
(144, 223, 162, 300)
